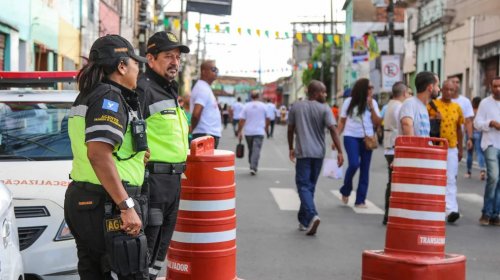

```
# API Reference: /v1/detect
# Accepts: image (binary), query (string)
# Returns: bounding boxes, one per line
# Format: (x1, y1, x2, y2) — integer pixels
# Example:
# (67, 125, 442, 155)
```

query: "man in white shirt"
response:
(237, 93, 271, 175)
(230, 97, 244, 137)
(265, 99, 277, 138)
(190, 60, 222, 148)
(474, 76, 500, 226)
(449, 76, 474, 176)
(382, 82, 410, 225)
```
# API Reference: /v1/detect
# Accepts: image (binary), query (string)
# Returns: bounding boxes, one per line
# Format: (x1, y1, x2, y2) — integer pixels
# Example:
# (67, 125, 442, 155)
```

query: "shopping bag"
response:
(236, 140, 244, 158)
(322, 150, 343, 179)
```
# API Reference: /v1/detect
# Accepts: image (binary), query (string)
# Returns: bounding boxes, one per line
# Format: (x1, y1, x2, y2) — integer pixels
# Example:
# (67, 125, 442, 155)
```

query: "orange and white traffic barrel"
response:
(167, 136, 237, 280)
(362, 136, 465, 280)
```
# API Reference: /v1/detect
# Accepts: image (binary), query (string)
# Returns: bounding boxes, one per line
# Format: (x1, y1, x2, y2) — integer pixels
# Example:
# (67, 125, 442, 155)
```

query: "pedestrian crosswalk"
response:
(269, 187, 485, 215)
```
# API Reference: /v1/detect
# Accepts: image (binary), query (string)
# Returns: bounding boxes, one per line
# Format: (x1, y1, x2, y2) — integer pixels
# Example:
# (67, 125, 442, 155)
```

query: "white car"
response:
(0, 72, 79, 280)
(0, 181, 24, 280)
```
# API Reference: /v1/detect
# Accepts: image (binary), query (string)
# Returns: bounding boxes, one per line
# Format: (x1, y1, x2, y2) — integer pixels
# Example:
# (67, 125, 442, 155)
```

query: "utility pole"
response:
(178, 0, 185, 95)
(321, 15, 326, 83)
(195, 13, 202, 78)
(387, 0, 395, 55)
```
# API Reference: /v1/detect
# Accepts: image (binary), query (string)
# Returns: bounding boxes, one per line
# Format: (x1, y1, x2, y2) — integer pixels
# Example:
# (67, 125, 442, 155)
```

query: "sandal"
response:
(480, 171, 486, 181)
(341, 195, 349, 205)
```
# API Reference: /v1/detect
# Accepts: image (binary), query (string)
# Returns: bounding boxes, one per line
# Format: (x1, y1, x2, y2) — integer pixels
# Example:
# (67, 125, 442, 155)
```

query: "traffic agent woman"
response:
(64, 35, 149, 280)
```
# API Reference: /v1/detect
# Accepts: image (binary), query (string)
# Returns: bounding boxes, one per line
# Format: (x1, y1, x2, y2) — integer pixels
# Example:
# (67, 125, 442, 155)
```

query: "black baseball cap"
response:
(89, 34, 147, 65)
(146, 31, 190, 54)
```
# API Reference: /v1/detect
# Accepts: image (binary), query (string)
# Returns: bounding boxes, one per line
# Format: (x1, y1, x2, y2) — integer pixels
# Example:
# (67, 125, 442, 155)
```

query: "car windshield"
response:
(0, 102, 72, 160)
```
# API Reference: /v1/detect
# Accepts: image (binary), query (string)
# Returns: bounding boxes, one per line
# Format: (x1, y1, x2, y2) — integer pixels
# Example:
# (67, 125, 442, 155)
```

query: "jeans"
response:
(245, 135, 264, 171)
(482, 146, 500, 218)
(232, 119, 239, 136)
(340, 136, 373, 205)
(267, 120, 275, 138)
(466, 131, 486, 172)
(295, 158, 323, 227)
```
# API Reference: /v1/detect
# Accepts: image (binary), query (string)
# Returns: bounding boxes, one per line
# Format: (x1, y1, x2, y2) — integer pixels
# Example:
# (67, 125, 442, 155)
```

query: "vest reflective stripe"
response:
(85, 124, 124, 140)
(69, 105, 87, 117)
(69, 115, 145, 186)
(149, 99, 177, 115)
(146, 102, 188, 163)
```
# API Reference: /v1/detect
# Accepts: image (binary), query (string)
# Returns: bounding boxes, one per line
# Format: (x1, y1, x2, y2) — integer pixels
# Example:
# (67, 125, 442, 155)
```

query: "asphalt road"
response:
(161, 124, 499, 280)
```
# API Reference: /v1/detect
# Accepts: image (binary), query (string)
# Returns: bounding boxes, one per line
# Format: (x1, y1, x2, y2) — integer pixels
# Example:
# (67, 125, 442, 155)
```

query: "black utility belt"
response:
(72, 181, 141, 197)
(147, 162, 186, 175)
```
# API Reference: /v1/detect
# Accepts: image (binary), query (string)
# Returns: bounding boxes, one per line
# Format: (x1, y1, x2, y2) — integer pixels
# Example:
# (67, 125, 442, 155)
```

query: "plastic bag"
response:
(322, 150, 343, 179)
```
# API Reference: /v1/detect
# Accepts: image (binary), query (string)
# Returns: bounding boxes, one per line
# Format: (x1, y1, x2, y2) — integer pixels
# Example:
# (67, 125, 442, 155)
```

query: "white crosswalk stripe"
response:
(269, 188, 300, 210)
(457, 193, 483, 204)
(331, 190, 384, 215)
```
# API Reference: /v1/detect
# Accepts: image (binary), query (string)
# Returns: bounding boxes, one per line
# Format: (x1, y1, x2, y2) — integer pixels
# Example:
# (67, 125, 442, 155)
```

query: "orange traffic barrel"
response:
(362, 250, 466, 280)
(386, 136, 448, 257)
(167, 136, 237, 280)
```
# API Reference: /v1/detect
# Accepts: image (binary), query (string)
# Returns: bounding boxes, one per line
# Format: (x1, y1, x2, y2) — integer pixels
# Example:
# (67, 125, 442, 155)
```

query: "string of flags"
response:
(160, 17, 344, 46)
(219, 59, 337, 76)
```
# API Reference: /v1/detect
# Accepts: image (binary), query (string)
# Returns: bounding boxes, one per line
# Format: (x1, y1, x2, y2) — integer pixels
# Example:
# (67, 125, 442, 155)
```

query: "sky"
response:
(165, 0, 346, 83)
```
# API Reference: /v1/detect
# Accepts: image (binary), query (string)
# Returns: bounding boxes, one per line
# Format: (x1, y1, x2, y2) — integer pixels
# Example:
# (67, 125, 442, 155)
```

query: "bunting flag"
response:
(306, 33, 313, 43)
(173, 19, 180, 30)
(296, 33, 303, 43)
(160, 17, 344, 46)
(317, 34, 323, 44)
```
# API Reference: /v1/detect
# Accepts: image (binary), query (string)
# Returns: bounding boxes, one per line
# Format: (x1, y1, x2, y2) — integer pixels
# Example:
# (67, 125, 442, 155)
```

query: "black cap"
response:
(89, 34, 147, 65)
(146, 32, 190, 54)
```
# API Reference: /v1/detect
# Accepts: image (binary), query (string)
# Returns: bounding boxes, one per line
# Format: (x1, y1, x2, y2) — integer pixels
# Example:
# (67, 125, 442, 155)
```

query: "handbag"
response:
(236, 140, 244, 158)
(361, 117, 378, 150)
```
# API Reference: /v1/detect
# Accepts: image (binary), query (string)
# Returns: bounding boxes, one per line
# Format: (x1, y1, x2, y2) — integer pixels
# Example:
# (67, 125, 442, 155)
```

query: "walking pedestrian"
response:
(190, 60, 222, 148)
(466, 96, 486, 180)
(265, 99, 276, 138)
(337, 78, 382, 207)
(222, 103, 230, 129)
(474, 76, 500, 226)
(287, 80, 343, 235)
(64, 34, 149, 280)
(449, 76, 474, 175)
(237, 93, 270, 175)
(399, 71, 440, 136)
(382, 82, 410, 225)
(230, 97, 244, 136)
(136, 31, 190, 279)
(427, 80, 464, 223)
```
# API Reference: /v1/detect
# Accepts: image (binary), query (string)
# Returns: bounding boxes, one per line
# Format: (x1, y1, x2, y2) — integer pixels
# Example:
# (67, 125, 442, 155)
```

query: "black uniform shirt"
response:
(137, 65, 179, 119)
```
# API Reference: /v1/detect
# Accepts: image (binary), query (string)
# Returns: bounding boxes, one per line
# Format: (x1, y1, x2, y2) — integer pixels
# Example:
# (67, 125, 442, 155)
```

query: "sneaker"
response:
(479, 214, 491, 226)
(298, 223, 307, 231)
(464, 172, 471, 178)
(354, 203, 368, 208)
(250, 169, 256, 175)
(489, 216, 500, 226)
(447, 212, 460, 223)
(306, 216, 320, 236)
(341, 195, 349, 205)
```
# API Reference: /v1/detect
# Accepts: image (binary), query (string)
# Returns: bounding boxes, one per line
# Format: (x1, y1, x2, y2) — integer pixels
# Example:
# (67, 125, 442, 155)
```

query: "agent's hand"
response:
(120, 208, 142, 236)
(144, 149, 151, 166)
(337, 152, 344, 167)
(289, 149, 296, 163)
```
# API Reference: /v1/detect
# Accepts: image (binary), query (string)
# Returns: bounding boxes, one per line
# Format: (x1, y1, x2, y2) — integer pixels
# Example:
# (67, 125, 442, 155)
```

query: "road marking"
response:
(331, 191, 384, 215)
(457, 193, 483, 204)
(236, 167, 291, 172)
(269, 188, 300, 211)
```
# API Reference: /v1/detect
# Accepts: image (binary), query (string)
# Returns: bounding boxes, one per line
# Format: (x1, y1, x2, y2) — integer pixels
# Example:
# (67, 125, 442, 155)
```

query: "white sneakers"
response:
(306, 216, 320, 236)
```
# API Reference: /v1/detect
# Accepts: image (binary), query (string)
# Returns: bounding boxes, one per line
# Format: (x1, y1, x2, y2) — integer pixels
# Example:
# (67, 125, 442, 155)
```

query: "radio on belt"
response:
(131, 118, 148, 152)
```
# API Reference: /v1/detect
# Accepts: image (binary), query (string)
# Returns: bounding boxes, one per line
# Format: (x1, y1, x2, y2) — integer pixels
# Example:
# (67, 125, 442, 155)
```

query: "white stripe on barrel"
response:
(391, 183, 446, 195)
(393, 158, 447, 170)
(179, 198, 235, 211)
(172, 229, 236, 244)
(389, 208, 446, 221)
(214, 166, 235, 172)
